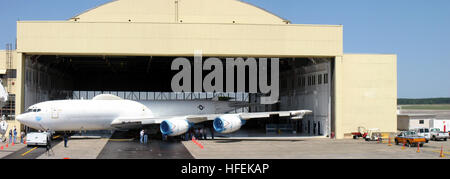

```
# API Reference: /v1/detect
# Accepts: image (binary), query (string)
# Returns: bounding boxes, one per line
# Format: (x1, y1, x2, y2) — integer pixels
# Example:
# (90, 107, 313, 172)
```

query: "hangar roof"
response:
(71, 0, 289, 24)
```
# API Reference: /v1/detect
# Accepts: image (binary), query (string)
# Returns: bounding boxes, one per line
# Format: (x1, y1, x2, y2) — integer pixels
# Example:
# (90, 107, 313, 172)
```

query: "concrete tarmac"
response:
(2, 139, 62, 159)
(5, 130, 450, 159)
(183, 138, 450, 159)
(37, 138, 109, 159)
(0, 142, 27, 159)
(97, 131, 193, 159)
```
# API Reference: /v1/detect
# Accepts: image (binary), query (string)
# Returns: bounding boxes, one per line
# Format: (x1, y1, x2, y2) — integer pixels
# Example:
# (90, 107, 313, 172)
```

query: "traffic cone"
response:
(440, 144, 445, 158)
(1, 146, 3, 150)
(5, 143, 8, 148)
(12, 142, 14, 146)
(416, 143, 421, 153)
(388, 136, 392, 146)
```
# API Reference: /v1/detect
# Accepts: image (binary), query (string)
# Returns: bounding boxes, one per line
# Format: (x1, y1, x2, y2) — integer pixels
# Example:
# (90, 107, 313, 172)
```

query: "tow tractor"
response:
(364, 128, 383, 141)
(352, 126, 368, 139)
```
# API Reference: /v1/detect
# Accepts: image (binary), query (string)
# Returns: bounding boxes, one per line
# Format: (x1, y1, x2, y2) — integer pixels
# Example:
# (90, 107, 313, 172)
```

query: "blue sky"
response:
(0, 0, 449, 98)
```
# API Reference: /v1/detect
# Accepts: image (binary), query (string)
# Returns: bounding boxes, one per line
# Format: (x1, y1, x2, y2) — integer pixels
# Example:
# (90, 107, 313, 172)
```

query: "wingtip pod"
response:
(290, 110, 312, 120)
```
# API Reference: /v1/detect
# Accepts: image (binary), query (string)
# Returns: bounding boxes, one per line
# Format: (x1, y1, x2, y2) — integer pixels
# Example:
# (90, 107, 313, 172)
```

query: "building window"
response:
(324, 73, 328, 84)
(312, 75, 316, 85)
(308, 76, 311, 86)
(302, 76, 306, 87)
(419, 120, 424, 124)
(6, 69, 16, 78)
(318, 74, 322, 84)
(307, 76, 310, 86)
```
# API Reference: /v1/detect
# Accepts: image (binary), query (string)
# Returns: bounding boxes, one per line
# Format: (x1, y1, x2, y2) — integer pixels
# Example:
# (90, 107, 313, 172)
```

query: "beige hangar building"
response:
(0, 0, 397, 139)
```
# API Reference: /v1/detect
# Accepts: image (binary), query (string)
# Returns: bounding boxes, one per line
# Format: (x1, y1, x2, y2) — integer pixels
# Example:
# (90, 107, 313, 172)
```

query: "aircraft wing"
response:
(110, 110, 312, 129)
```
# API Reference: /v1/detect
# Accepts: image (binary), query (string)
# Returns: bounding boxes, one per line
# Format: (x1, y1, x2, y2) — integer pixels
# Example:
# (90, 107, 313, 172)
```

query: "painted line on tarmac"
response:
(109, 138, 135, 142)
(406, 148, 450, 157)
(21, 147, 38, 157)
(425, 149, 450, 155)
(191, 138, 204, 149)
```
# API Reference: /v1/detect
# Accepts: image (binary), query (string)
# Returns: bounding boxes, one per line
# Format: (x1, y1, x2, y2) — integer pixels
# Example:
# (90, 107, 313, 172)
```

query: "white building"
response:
(397, 114, 436, 131)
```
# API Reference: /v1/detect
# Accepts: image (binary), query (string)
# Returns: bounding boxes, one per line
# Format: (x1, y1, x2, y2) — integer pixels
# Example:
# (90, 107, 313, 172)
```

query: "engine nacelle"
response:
(213, 114, 246, 134)
(160, 118, 192, 136)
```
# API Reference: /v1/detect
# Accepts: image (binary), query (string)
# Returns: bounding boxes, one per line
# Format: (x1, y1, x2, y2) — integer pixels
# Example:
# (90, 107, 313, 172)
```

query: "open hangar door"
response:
(23, 55, 332, 137)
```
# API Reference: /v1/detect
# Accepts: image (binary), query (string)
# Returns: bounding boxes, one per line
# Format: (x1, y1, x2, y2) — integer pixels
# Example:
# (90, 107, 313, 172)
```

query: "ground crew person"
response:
(143, 129, 148, 144)
(140, 129, 144, 144)
(20, 131, 25, 143)
(63, 133, 69, 148)
(8, 130, 12, 143)
(13, 127, 17, 143)
(209, 127, 214, 140)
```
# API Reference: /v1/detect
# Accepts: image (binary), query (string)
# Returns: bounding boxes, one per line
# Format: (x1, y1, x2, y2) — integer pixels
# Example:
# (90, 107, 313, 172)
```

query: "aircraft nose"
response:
(16, 114, 33, 126)
(16, 114, 25, 122)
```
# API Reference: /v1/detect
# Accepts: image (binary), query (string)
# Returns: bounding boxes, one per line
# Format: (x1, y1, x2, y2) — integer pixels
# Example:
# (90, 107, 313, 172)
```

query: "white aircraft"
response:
(0, 80, 9, 141)
(0, 79, 8, 109)
(16, 94, 311, 137)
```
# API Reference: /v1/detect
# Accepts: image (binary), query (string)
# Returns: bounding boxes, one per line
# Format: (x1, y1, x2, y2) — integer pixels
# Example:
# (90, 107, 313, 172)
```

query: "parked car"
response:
(430, 128, 449, 141)
(395, 131, 426, 147)
(411, 128, 430, 143)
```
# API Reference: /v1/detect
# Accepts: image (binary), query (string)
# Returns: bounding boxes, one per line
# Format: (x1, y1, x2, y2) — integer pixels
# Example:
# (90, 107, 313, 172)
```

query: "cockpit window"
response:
(25, 108, 41, 113)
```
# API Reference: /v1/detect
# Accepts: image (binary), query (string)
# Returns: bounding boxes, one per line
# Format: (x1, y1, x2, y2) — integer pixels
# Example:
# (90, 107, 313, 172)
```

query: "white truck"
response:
(26, 132, 51, 146)
(429, 119, 450, 133)
(411, 128, 430, 143)
(430, 128, 449, 141)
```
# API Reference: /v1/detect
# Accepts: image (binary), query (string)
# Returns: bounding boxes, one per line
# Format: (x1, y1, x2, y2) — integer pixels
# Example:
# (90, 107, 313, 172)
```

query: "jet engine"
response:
(160, 118, 192, 136)
(213, 114, 246, 134)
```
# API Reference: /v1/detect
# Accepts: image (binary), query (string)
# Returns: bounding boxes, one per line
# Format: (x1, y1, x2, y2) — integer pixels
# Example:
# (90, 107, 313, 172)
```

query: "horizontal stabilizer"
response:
(92, 94, 123, 100)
